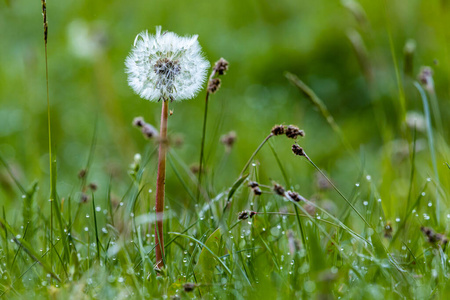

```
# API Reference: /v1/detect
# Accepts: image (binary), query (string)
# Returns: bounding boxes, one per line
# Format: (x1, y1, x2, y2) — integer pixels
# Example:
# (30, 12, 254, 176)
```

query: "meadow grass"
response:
(1, 0, 450, 299)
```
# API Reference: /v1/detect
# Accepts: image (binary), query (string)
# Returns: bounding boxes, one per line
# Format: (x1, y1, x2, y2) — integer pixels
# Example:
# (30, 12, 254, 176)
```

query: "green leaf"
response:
(227, 174, 249, 202)
(194, 228, 226, 294)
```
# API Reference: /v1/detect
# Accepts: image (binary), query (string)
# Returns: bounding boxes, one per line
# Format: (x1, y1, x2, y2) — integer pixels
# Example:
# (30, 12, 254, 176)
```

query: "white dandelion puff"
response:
(125, 26, 210, 102)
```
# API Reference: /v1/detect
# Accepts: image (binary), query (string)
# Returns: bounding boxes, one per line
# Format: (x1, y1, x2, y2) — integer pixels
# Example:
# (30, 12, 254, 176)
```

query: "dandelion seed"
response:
(125, 26, 209, 102)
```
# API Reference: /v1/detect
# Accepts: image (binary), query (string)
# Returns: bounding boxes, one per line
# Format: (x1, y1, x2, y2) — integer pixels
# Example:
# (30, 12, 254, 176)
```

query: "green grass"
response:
(1, 0, 450, 298)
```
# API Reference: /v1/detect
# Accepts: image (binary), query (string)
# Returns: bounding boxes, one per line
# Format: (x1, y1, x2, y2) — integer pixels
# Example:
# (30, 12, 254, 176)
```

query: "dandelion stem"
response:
(239, 134, 273, 177)
(155, 99, 169, 270)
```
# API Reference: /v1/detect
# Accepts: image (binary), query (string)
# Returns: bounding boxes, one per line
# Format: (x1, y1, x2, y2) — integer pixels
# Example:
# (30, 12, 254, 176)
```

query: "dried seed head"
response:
(292, 144, 305, 156)
(213, 58, 229, 76)
(183, 283, 196, 292)
(286, 191, 305, 202)
(132, 116, 145, 127)
(207, 78, 221, 94)
(315, 171, 332, 190)
(252, 186, 262, 196)
(273, 183, 285, 196)
(78, 169, 87, 179)
(285, 125, 305, 139)
(190, 164, 201, 174)
(238, 210, 256, 220)
(418, 66, 434, 92)
(141, 123, 158, 139)
(80, 193, 89, 203)
(88, 182, 98, 192)
(271, 124, 285, 136)
(248, 181, 259, 188)
(421, 226, 448, 245)
(238, 211, 249, 220)
(220, 131, 237, 151)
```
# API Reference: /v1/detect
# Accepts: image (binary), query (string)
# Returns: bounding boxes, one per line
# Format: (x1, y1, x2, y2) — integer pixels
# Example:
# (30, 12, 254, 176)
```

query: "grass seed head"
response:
(286, 191, 305, 202)
(141, 123, 158, 139)
(248, 181, 259, 188)
(271, 124, 285, 136)
(213, 57, 229, 76)
(220, 131, 237, 150)
(78, 169, 87, 179)
(273, 183, 285, 196)
(207, 78, 221, 94)
(183, 283, 196, 292)
(285, 125, 305, 139)
(418, 66, 434, 92)
(292, 144, 305, 156)
(252, 186, 262, 195)
(88, 182, 98, 192)
(132, 116, 145, 127)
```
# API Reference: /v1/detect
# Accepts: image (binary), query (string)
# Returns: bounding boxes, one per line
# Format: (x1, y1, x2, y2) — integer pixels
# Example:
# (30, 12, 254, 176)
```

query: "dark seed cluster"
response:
(421, 226, 448, 245)
(291, 144, 305, 156)
(285, 125, 305, 139)
(207, 78, 221, 94)
(133, 116, 158, 139)
(238, 210, 257, 220)
(270, 124, 304, 139)
(213, 58, 229, 76)
(248, 181, 262, 195)
(273, 183, 285, 196)
(286, 191, 305, 202)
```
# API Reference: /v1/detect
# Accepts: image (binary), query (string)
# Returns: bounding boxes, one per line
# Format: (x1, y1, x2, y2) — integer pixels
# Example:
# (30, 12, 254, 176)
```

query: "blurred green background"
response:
(0, 0, 449, 217)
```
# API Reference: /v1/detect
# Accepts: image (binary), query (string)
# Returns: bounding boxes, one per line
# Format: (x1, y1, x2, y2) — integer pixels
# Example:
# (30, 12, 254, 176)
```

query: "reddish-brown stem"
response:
(155, 100, 168, 270)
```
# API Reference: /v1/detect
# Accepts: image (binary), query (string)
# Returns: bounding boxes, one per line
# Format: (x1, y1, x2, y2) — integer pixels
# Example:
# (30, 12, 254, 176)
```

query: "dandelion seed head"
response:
(125, 26, 209, 102)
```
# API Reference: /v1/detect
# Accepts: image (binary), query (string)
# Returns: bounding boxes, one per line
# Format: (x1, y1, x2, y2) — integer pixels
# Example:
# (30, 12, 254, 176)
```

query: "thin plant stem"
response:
(239, 134, 273, 177)
(155, 99, 169, 270)
(41, 0, 57, 277)
(414, 81, 440, 222)
(197, 91, 210, 200)
(197, 68, 217, 200)
(300, 150, 370, 227)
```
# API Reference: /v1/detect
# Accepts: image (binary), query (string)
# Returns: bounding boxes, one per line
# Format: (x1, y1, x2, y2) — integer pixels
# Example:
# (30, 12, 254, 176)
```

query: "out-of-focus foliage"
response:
(1, 0, 450, 298)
